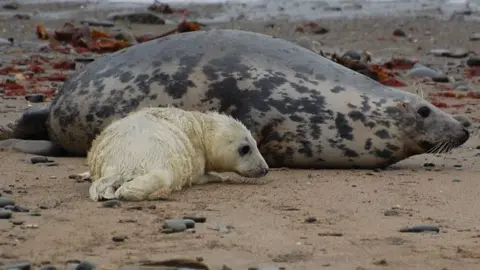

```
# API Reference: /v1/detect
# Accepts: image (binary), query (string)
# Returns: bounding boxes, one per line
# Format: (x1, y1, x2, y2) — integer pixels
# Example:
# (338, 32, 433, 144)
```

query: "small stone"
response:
(11, 220, 24, 225)
(102, 199, 121, 208)
(448, 49, 469, 58)
(0, 196, 15, 207)
(384, 209, 400, 216)
(107, 12, 165, 24)
(28, 211, 41, 216)
(452, 179, 461, 182)
(30, 156, 52, 164)
(6, 261, 32, 270)
(0, 210, 12, 219)
(399, 224, 440, 233)
(423, 163, 435, 167)
(429, 49, 451, 57)
(393, 29, 406, 37)
(373, 259, 388, 266)
(304, 216, 317, 223)
(2, 2, 19, 10)
(407, 64, 445, 79)
(163, 219, 190, 232)
(25, 94, 45, 103)
(75, 261, 96, 270)
(342, 50, 362, 61)
(80, 19, 115, 27)
(183, 216, 206, 223)
(466, 56, 480, 67)
(469, 33, 480, 41)
(112, 235, 126, 242)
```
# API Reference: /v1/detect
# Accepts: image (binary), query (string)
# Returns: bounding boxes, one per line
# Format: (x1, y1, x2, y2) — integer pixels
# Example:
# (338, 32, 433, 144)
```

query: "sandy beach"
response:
(0, 1, 480, 269)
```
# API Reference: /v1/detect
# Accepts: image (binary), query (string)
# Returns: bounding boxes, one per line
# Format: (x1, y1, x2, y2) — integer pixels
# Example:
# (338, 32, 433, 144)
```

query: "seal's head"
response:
(203, 112, 269, 178)
(392, 98, 470, 156)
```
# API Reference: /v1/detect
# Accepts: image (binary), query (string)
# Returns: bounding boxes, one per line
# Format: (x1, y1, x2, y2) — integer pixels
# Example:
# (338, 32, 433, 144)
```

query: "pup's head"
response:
(204, 112, 269, 178)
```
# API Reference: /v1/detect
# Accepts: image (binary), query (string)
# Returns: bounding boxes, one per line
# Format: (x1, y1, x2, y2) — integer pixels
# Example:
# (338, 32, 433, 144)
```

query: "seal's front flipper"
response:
(115, 169, 173, 201)
(0, 139, 68, 157)
(89, 174, 123, 201)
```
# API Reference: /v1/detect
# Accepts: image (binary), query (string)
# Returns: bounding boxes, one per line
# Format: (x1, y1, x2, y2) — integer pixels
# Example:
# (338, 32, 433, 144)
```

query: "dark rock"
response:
(432, 76, 449, 83)
(467, 56, 480, 67)
(112, 235, 126, 242)
(304, 216, 317, 223)
(393, 29, 406, 37)
(384, 209, 400, 216)
(102, 199, 121, 208)
(13, 14, 30, 20)
(30, 156, 52, 164)
(75, 261, 96, 270)
(6, 261, 32, 270)
(0, 209, 12, 219)
(399, 224, 440, 233)
(2, 2, 19, 10)
(0, 196, 15, 207)
(107, 12, 165, 24)
(25, 94, 45, 103)
(29, 211, 41, 216)
(183, 216, 206, 223)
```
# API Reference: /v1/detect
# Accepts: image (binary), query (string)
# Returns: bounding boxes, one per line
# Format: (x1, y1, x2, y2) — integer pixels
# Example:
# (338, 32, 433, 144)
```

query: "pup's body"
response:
(87, 106, 269, 201)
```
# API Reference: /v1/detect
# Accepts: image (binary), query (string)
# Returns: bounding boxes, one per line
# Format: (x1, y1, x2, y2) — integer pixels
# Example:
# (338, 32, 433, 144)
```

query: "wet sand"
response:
(0, 1, 480, 270)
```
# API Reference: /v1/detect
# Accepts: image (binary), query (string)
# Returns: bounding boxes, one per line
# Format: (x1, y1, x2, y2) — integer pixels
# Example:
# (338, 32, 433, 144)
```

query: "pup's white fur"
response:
(86, 106, 269, 201)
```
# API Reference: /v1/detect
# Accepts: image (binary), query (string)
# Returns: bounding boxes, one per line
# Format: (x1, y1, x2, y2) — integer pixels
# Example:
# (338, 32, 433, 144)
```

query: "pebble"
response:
(80, 19, 115, 27)
(470, 33, 480, 41)
(30, 156, 53, 164)
(466, 56, 480, 67)
(393, 29, 406, 37)
(0, 209, 12, 219)
(73, 261, 96, 270)
(11, 220, 24, 225)
(6, 261, 32, 270)
(163, 219, 195, 232)
(2, 2, 19, 10)
(183, 216, 206, 223)
(29, 211, 41, 216)
(304, 216, 318, 223)
(102, 199, 121, 208)
(406, 64, 446, 80)
(112, 235, 126, 242)
(399, 224, 440, 233)
(0, 196, 15, 207)
(384, 209, 400, 216)
(25, 94, 45, 103)
(429, 49, 468, 58)
(107, 12, 165, 24)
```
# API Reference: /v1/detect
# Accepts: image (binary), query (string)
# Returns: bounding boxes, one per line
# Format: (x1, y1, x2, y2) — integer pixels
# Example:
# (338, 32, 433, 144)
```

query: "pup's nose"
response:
(261, 166, 269, 176)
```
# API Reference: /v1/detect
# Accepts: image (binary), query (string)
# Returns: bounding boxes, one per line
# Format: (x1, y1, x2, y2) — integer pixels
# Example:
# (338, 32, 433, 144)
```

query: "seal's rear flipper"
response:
(0, 139, 69, 157)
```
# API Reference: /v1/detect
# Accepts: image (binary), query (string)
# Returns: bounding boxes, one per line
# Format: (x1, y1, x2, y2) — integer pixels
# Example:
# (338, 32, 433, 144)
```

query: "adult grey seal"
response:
(0, 29, 470, 169)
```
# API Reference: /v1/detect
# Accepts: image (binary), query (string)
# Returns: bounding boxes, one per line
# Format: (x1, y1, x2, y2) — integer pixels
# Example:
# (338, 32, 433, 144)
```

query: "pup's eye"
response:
(417, 106, 431, 118)
(238, 145, 251, 156)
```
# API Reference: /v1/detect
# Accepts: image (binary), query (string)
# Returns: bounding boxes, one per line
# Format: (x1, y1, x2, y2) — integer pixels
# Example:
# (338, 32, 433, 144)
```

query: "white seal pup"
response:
(86, 106, 269, 201)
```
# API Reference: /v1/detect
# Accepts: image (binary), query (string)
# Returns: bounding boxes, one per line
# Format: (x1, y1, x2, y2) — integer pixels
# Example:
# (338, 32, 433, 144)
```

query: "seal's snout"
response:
(458, 128, 470, 146)
(259, 166, 269, 177)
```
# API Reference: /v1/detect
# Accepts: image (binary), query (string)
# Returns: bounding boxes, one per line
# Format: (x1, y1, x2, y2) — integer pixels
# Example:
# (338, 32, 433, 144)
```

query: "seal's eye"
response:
(417, 106, 431, 118)
(238, 145, 251, 156)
